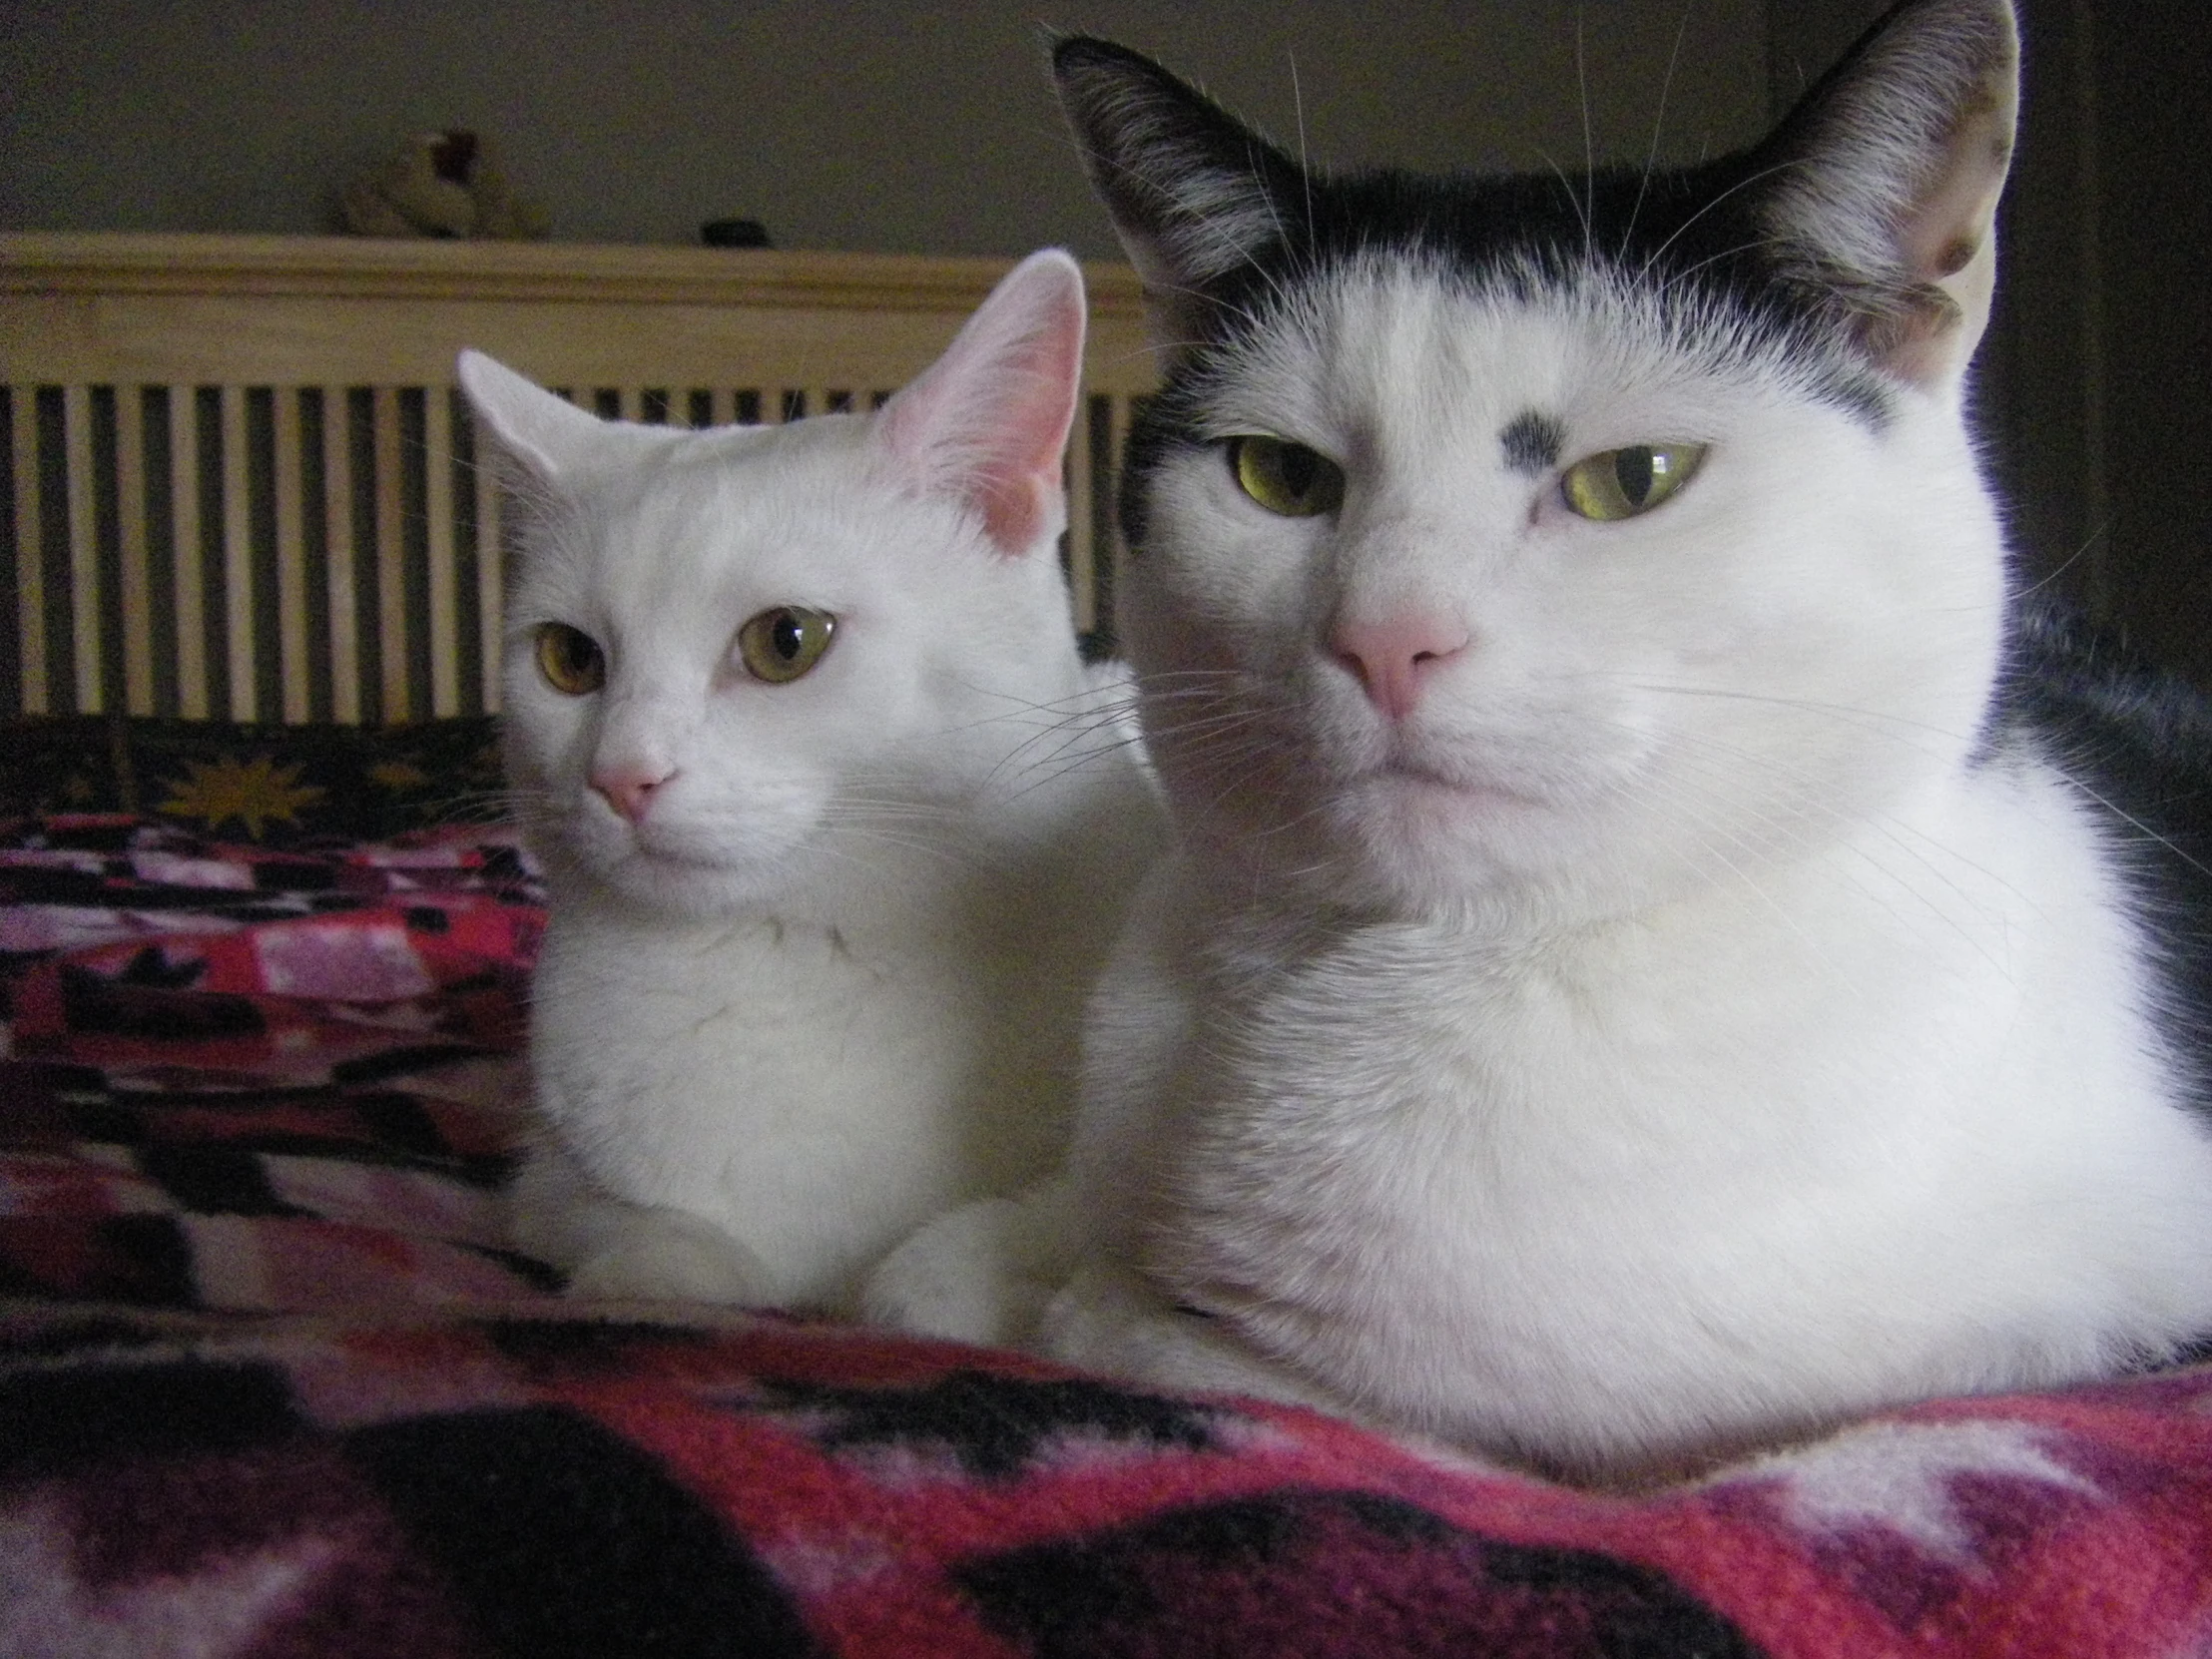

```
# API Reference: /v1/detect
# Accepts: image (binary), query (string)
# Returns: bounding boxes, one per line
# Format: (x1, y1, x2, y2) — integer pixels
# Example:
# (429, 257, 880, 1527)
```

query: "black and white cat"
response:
(464, 252, 1162, 1314)
(879, 0, 2212, 1478)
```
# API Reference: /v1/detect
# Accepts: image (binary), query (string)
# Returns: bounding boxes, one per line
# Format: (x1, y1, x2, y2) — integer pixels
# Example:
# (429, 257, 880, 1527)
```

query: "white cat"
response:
(883, 0, 2212, 1479)
(460, 250, 1162, 1313)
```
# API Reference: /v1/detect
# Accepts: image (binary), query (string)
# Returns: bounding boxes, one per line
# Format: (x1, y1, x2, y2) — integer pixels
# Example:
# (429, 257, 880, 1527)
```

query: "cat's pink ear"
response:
(877, 250, 1087, 557)
(455, 349, 610, 486)
(1753, 0, 2018, 387)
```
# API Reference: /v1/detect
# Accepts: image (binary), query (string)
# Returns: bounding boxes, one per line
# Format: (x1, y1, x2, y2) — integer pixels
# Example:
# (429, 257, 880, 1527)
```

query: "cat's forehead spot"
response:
(1498, 411, 1565, 477)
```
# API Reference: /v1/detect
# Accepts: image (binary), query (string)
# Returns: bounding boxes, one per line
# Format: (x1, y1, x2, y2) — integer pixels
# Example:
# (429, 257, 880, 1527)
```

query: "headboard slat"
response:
(423, 388, 461, 719)
(62, 384, 101, 714)
(322, 391, 360, 726)
(370, 387, 407, 725)
(218, 384, 255, 721)
(272, 389, 309, 723)
(115, 387, 156, 716)
(10, 393, 40, 715)
(169, 387, 208, 719)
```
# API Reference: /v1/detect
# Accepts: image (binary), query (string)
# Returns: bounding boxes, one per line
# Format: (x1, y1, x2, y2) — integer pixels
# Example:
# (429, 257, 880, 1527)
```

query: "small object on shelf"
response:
(341, 129, 550, 241)
(701, 219, 772, 249)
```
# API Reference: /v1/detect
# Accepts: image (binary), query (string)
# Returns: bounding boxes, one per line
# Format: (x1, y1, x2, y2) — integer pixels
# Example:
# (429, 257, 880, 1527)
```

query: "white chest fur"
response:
(530, 845, 1098, 1307)
(1116, 762, 2212, 1469)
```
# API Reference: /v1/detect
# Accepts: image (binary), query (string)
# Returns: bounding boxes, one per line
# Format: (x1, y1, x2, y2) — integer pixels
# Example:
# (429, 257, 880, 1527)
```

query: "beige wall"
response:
(2, 1, 1770, 258)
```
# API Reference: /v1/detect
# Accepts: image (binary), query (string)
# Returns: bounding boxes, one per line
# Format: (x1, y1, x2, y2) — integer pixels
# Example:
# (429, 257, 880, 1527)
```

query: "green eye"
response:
(1560, 443, 1707, 521)
(1230, 435, 1346, 518)
(737, 606, 836, 684)
(534, 623, 606, 695)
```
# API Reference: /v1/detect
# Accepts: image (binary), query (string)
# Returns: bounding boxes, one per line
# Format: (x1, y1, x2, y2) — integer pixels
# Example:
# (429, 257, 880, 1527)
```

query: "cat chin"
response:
(563, 842, 792, 918)
(1329, 769, 1545, 872)
(1177, 797, 1563, 923)
(1336, 813, 1587, 916)
(1352, 759, 1552, 818)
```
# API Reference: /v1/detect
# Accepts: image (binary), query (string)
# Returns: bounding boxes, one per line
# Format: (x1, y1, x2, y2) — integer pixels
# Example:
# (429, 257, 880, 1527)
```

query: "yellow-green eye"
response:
(737, 606, 836, 684)
(1560, 443, 1707, 521)
(534, 622, 605, 695)
(1230, 435, 1346, 518)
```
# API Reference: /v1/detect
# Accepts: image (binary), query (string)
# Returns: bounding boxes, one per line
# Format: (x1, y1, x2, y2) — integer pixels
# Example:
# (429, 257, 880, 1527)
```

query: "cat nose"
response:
(591, 764, 676, 824)
(1330, 615, 1470, 721)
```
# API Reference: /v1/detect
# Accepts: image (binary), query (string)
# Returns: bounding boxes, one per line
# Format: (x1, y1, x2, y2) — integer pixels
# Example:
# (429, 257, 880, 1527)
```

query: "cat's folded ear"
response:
(875, 248, 1088, 557)
(457, 349, 632, 489)
(1052, 37, 1303, 345)
(1753, 0, 2019, 387)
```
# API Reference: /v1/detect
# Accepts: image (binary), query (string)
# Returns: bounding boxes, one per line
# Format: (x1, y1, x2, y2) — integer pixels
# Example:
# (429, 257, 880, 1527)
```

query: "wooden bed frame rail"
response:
(0, 233, 1154, 725)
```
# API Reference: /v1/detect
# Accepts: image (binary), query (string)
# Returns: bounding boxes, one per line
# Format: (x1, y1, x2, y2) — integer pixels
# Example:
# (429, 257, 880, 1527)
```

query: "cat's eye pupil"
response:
(1614, 446, 1657, 509)
(771, 612, 803, 662)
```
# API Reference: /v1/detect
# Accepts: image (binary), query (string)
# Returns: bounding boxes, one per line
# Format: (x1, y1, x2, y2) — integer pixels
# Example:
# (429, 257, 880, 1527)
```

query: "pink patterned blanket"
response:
(5, 817, 2210, 1657)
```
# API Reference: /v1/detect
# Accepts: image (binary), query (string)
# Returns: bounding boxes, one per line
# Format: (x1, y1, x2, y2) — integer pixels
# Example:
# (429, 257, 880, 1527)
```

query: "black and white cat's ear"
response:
(455, 349, 615, 487)
(876, 248, 1087, 557)
(1755, 0, 2019, 387)
(1052, 36, 1303, 339)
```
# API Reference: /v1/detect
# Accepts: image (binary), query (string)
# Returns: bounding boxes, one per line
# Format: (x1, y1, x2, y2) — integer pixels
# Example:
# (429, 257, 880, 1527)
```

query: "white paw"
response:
(1038, 1259, 1350, 1412)
(861, 1185, 1075, 1346)
(862, 1199, 1038, 1345)
(563, 1209, 777, 1306)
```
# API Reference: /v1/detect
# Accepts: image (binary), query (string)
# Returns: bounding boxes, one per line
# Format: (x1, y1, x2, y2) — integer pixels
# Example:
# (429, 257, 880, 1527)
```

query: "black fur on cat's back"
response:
(1991, 596, 2212, 1113)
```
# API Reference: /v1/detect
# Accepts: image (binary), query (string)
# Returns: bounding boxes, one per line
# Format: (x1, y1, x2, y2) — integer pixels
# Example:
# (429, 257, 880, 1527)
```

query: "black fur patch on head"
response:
(1499, 411, 1565, 476)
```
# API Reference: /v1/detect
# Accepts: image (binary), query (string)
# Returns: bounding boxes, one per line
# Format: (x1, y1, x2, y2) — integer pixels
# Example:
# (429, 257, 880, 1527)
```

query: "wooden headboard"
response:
(0, 233, 1154, 726)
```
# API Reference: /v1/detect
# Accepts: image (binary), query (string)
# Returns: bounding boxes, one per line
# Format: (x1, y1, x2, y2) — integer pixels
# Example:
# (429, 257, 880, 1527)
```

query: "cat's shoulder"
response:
(1991, 595, 2212, 799)
(1986, 590, 2212, 1104)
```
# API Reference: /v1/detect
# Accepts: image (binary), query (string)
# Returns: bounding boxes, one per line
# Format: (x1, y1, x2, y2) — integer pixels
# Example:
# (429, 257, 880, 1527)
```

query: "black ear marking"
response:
(1051, 36, 1305, 336)
(1500, 411, 1566, 477)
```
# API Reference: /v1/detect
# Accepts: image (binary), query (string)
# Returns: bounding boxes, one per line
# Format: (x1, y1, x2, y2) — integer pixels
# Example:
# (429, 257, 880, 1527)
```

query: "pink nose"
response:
(1331, 614, 1470, 721)
(590, 765, 675, 824)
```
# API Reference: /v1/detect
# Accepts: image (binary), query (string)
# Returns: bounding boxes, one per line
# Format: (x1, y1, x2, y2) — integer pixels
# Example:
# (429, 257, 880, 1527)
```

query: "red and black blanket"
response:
(5, 816, 2211, 1657)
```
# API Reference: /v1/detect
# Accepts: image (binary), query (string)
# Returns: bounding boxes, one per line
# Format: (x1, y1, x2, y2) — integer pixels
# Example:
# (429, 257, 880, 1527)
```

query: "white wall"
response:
(1, 0, 1770, 259)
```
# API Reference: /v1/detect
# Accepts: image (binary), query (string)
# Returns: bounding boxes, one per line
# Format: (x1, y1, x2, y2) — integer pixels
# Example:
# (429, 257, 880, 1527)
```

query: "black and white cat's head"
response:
(459, 249, 1091, 916)
(1054, 0, 2020, 919)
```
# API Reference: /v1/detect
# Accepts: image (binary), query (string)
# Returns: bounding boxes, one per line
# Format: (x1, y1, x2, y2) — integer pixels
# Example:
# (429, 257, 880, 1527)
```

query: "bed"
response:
(5, 232, 2210, 1658)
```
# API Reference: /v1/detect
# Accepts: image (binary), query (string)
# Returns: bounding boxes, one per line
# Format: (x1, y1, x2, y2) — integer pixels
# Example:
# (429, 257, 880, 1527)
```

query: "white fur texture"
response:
(464, 251, 1163, 1312)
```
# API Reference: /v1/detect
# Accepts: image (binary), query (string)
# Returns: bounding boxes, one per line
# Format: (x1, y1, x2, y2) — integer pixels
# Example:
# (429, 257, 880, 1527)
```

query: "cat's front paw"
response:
(861, 1185, 1076, 1346)
(1038, 1259, 1352, 1414)
(563, 1208, 778, 1306)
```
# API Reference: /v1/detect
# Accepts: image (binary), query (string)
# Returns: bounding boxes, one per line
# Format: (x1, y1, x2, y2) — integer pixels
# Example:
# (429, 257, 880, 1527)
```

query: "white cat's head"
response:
(460, 249, 1091, 916)
(1054, 0, 2021, 921)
